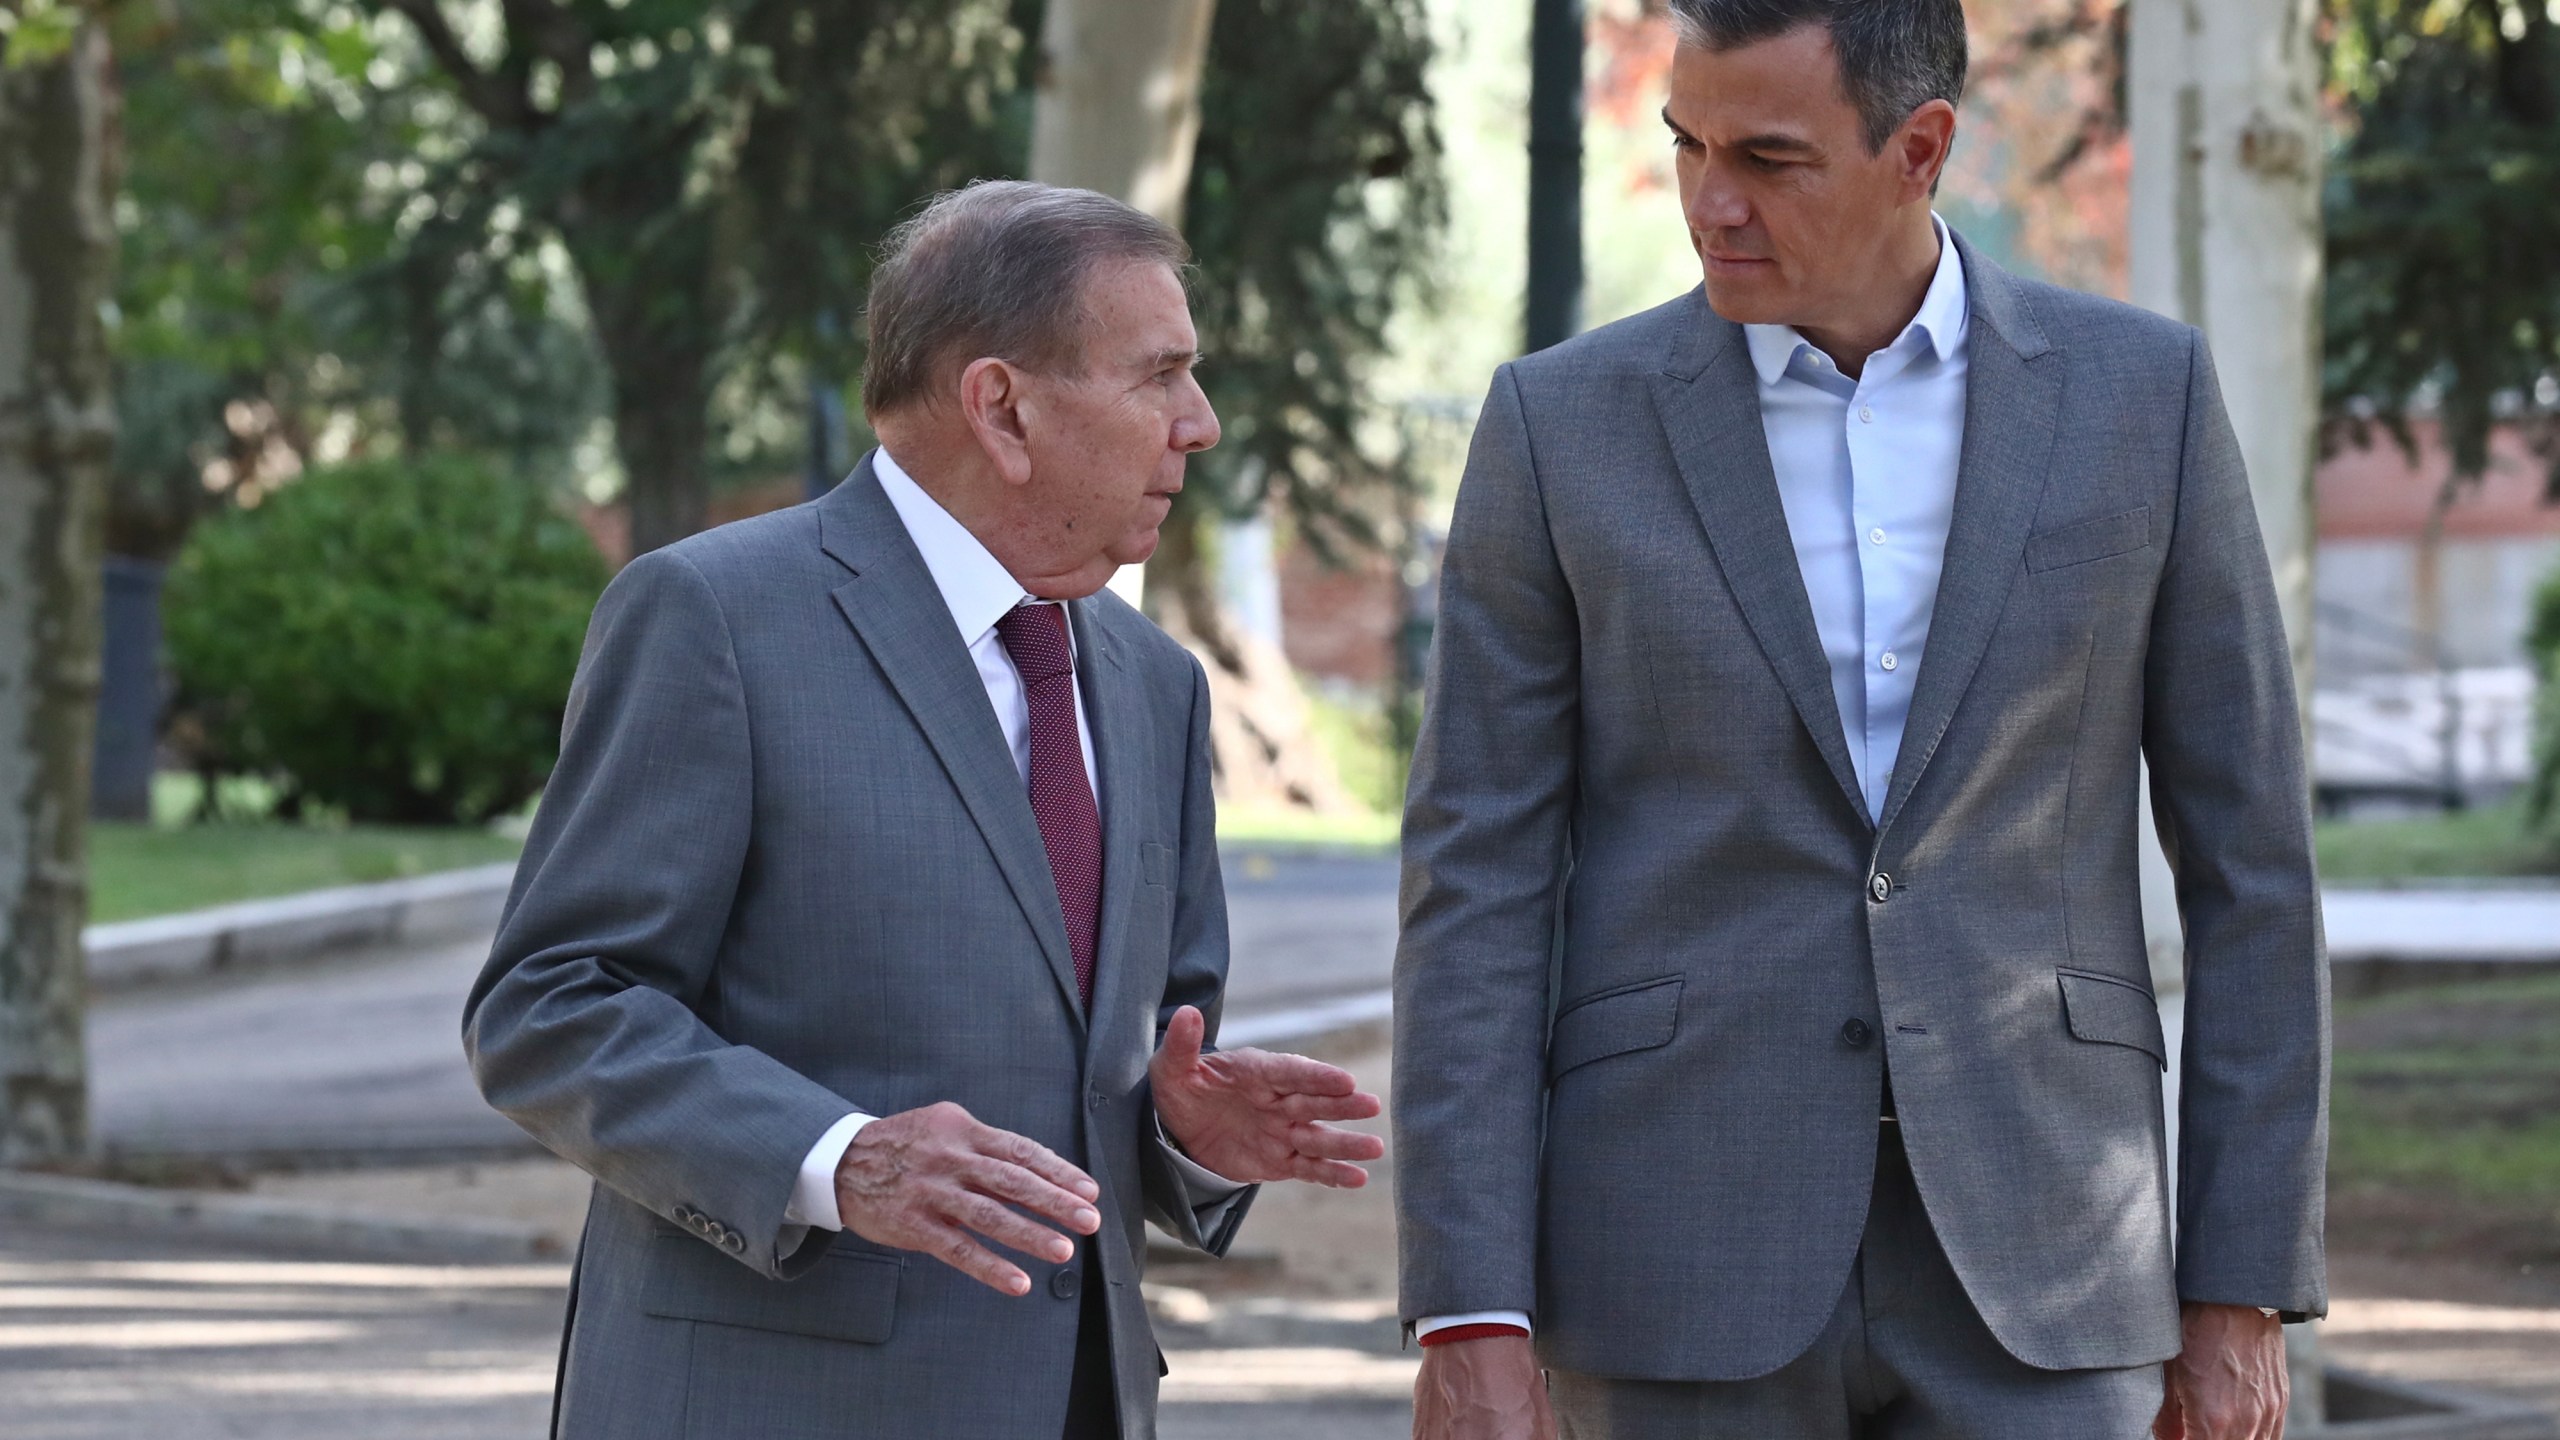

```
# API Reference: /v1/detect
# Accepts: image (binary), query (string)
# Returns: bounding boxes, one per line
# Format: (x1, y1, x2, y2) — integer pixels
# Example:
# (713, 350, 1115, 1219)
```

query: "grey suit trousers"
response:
(1550, 1126, 2164, 1440)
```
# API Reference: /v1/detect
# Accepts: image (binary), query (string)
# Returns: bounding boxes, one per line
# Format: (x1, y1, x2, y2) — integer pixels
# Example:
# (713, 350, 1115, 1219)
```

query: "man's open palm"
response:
(1149, 1005, 1386, 1187)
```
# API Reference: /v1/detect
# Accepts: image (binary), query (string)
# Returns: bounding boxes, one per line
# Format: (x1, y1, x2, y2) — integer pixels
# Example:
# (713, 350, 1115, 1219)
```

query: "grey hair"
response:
(1666, 0, 1969, 153)
(861, 180, 1191, 416)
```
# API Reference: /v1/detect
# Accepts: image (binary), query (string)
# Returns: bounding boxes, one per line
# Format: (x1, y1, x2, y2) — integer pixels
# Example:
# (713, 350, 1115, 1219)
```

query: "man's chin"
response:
(1106, 528, 1162, 568)
(1701, 272, 1788, 327)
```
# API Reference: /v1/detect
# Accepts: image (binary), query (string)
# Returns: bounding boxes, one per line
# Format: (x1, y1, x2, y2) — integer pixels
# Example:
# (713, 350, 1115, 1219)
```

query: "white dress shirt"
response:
(1414, 220, 1971, 1343)
(784, 448, 1239, 1236)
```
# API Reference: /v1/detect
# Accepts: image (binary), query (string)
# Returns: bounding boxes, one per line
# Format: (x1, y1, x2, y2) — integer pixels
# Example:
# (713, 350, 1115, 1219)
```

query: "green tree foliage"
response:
(112, 3, 603, 561)
(2324, 0, 2560, 485)
(165, 455, 607, 824)
(347, 0, 1034, 553)
(136, 0, 1438, 572)
(1181, 0, 1442, 549)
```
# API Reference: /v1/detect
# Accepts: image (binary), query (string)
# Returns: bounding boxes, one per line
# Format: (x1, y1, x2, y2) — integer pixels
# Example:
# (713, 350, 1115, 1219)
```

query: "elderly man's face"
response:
(1013, 260, 1219, 597)
(1665, 26, 1939, 331)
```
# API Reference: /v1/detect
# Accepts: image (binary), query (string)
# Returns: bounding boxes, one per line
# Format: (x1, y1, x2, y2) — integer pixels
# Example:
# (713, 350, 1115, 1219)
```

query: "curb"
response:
(84, 862, 519, 989)
(0, 1169, 566, 1265)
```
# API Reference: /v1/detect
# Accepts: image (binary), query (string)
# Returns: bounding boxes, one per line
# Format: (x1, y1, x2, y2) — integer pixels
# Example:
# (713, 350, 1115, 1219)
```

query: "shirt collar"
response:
(1743, 214, 1970, 388)
(871, 447, 1045, 649)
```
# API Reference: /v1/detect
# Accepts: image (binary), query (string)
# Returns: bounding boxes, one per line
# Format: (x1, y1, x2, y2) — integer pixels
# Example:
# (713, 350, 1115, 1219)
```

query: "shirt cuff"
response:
(783, 1112, 875, 1231)
(1416, 1311, 1534, 1341)
(1154, 1114, 1251, 1200)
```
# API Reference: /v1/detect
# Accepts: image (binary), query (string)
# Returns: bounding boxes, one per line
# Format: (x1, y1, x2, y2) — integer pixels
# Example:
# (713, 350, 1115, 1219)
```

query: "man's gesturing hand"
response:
(833, 1102, 1102, 1297)
(1414, 1335, 1555, 1440)
(2153, 1302, 2288, 1440)
(1149, 1005, 1386, 1186)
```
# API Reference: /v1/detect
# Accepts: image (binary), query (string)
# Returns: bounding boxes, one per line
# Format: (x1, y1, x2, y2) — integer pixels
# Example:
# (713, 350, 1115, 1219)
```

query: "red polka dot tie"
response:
(994, 602, 1101, 1011)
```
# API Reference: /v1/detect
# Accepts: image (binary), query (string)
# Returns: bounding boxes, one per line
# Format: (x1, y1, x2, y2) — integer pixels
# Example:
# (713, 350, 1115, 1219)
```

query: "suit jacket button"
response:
(722, 1232, 746, 1254)
(1841, 1018, 1875, 1048)
(1089, 1091, 1107, 1110)
(1051, 1266, 1082, 1300)
(1869, 873, 1893, 904)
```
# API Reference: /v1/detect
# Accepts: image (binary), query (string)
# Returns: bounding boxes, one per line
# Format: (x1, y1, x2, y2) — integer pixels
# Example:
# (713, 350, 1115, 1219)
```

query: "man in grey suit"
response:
(466, 181, 1385, 1440)
(1394, 4, 2325, 1438)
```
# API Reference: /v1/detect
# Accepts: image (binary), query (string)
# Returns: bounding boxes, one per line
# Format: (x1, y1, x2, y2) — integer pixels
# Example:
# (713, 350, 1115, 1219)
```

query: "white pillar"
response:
(2129, 0, 2325, 997)
(2129, 3, 2326, 1422)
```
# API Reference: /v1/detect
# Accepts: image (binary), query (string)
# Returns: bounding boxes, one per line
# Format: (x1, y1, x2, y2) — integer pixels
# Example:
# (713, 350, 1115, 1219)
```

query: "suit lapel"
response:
(819, 457, 1087, 1035)
(1650, 297, 1869, 823)
(1069, 598, 1147, 1063)
(1875, 240, 2063, 836)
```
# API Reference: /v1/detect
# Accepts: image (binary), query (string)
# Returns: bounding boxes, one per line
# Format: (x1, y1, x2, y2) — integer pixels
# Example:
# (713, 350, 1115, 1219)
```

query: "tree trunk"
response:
(1031, 0, 1358, 815)
(1030, 0, 1220, 227)
(606, 342, 712, 560)
(0, 16, 119, 1166)
(562, 169, 724, 560)
(2128, 0, 2325, 1417)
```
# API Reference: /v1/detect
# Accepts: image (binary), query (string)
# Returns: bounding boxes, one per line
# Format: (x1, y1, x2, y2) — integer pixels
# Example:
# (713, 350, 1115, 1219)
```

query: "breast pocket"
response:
(2026, 505, 2152, 574)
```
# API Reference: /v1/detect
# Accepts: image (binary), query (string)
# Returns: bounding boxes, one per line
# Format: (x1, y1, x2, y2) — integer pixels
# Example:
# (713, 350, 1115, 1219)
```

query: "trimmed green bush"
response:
(166, 455, 607, 824)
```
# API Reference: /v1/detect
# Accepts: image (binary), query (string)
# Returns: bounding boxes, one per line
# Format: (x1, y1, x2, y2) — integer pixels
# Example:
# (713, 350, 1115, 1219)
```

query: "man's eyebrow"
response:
(1147, 346, 1205, 369)
(1659, 110, 1819, 156)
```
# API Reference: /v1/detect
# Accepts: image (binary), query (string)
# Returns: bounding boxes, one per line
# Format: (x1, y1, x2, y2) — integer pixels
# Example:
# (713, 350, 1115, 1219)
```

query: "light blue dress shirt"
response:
(1744, 218, 1971, 822)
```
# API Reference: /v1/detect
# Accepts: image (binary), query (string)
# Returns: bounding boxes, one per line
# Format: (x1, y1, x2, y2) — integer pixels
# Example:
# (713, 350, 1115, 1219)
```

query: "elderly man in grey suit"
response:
(1394, 3, 2326, 1438)
(465, 181, 1386, 1440)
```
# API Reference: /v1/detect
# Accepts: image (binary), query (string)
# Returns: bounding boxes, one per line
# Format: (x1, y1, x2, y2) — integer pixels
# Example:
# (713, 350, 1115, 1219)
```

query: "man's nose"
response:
(1175, 379, 1220, 454)
(1687, 170, 1750, 232)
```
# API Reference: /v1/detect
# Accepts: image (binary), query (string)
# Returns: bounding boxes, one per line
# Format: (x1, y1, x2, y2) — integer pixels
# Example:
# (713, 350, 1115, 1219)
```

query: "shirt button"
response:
(1870, 873, 1893, 903)
(1869, 528, 1887, 546)
(1860, 406, 1875, 424)
(1841, 1018, 1875, 1048)
(1880, 652, 1899, 672)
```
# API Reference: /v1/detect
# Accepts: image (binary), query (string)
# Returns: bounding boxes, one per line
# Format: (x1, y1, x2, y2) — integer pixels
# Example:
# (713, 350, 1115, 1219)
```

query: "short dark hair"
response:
(861, 180, 1191, 416)
(1667, 0, 1969, 153)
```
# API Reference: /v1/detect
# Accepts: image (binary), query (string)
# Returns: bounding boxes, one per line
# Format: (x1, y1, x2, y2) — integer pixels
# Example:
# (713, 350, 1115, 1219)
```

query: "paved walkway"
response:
(86, 849, 1400, 1161)
(0, 1215, 1414, 1440)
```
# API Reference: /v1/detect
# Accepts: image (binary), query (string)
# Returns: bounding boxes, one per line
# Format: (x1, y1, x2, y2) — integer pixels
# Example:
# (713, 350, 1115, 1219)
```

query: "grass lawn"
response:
(88, 822, 524, 925)
(2329, 972, 2560, 1267)
(2316, 799, 2560, 884)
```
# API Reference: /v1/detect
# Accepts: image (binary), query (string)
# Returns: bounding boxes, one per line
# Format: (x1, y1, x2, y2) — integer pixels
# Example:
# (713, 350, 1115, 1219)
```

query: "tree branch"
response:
(379, 0, 539, 131)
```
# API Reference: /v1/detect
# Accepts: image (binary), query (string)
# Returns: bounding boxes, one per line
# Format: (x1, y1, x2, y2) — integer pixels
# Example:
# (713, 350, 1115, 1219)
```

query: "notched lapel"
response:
(1877, 249, 2064, 835)
(819, 460, 1088, 1033)
(1650, 303, 1869, 824)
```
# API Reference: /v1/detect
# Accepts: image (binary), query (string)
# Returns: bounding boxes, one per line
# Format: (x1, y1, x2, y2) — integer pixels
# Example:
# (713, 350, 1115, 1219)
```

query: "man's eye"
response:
(1749, 154, 1790, 171)
(1670, 134, 1701, 153)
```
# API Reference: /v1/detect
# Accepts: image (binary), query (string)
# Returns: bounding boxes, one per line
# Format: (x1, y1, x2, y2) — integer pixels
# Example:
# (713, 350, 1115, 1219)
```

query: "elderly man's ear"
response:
(959, 356, 1038, 489)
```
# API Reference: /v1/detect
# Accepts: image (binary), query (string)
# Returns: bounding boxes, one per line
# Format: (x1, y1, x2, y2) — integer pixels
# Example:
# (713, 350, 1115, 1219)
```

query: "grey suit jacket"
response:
(464, 455, 1253, 1439)
(1393, 237, 2328, 1380)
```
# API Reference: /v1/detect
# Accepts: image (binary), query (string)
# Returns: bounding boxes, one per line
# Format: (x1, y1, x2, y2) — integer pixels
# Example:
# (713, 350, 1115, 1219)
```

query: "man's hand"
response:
(2154, 1302, 2288, 1440)
(1414, 1334, 1555, 1440)
(1149, 1005, 1386, 1186)
(833, 1101, 1102, 1297)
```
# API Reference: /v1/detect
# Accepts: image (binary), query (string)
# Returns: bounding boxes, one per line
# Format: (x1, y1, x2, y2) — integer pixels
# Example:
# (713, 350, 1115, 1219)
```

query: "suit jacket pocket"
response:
(2026, 506, 2152, 574)
(1548, 976, 1683, 1081)
(2057, 967, 2167, 1070)
(643, 1232, 901, 1344)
